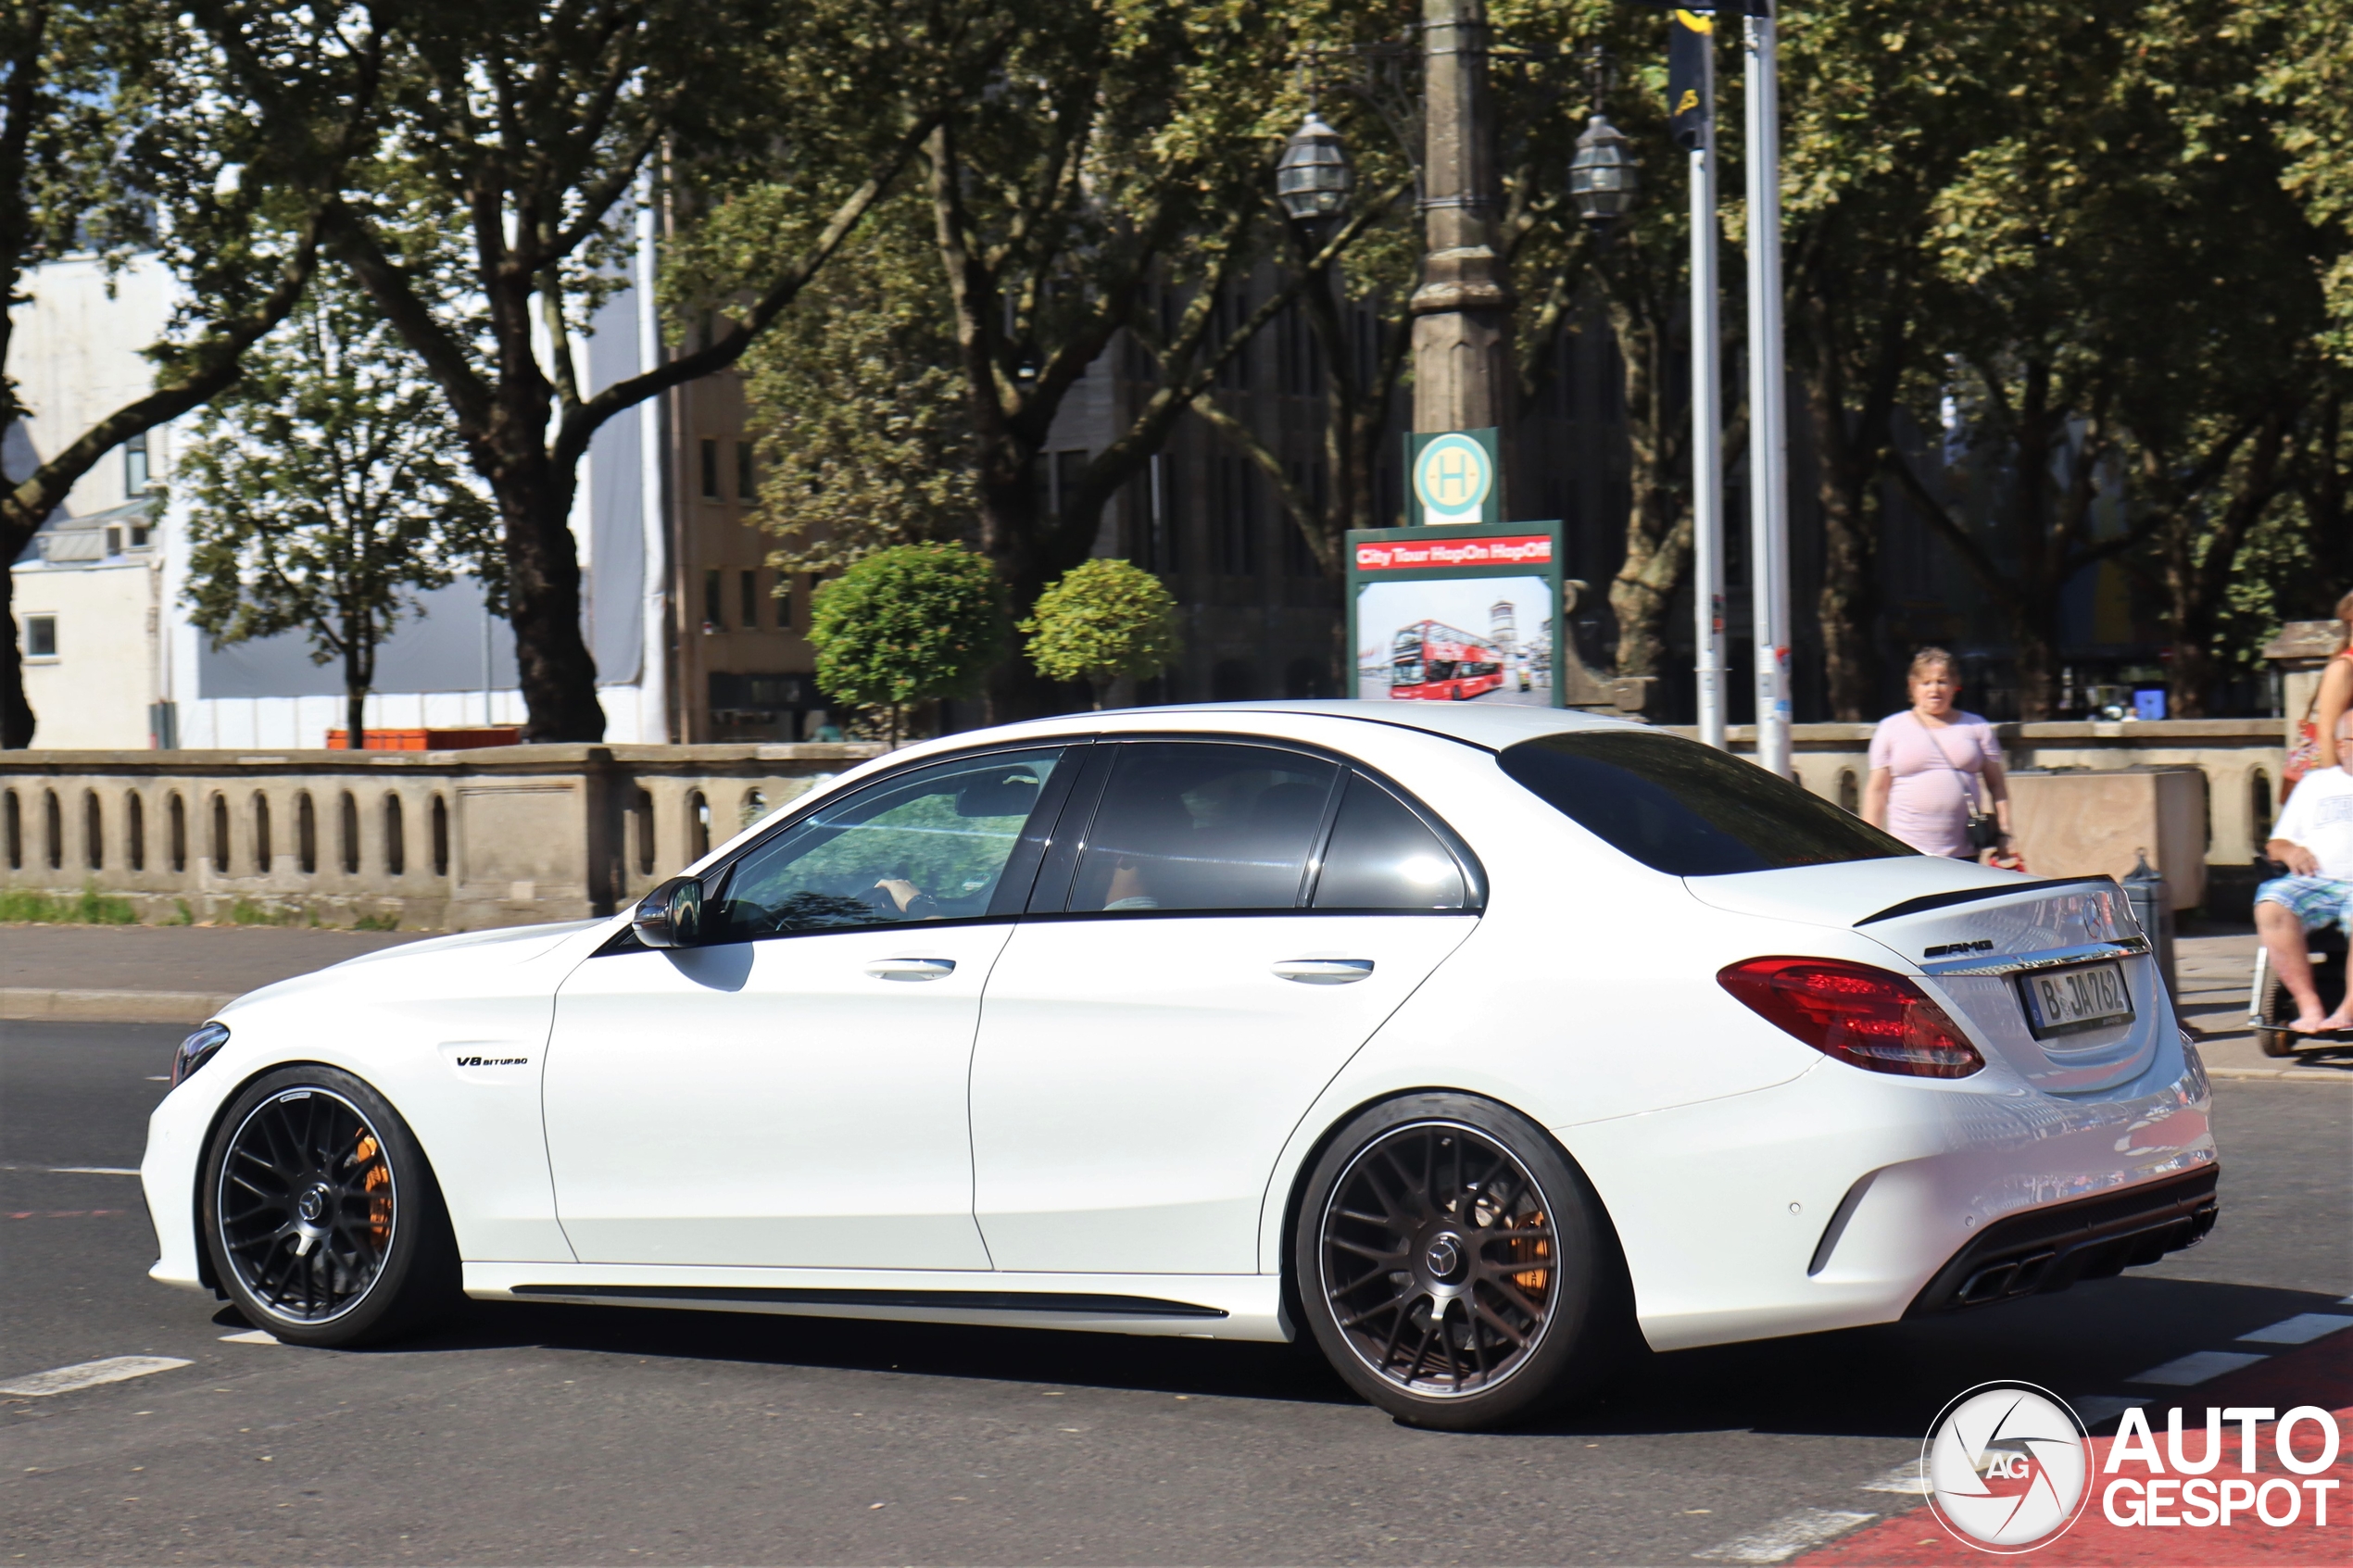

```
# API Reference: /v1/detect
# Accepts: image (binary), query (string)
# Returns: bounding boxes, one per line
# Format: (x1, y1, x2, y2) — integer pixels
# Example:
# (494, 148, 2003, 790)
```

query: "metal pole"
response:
(1411, 0, 1515, 463)
(1744, 4, 1792, 776)
(634, 169, 672, 744)
(1690, 27, 1727, 749)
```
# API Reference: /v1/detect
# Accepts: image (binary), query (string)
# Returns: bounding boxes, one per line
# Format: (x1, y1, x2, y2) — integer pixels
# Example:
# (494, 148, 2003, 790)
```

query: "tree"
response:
(181, 282, 497, 749)
(0, 2, 381, 746)
(1020, 558, 1183, 709)
(912, 0, 1396, 718)
(227, 0, 1011, 742)
(807, 544, 1010, 746)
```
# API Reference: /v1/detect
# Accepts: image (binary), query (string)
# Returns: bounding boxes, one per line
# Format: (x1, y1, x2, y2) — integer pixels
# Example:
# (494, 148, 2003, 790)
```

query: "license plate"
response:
(2017, 960, 2134, 1039)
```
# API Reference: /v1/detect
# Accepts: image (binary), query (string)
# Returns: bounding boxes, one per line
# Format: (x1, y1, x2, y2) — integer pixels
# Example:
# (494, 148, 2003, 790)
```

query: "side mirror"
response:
(632, 876, 705, 948)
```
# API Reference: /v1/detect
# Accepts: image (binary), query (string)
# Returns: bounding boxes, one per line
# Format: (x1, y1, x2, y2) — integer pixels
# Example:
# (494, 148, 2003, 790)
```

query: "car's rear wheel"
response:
(1293, 1093, 1630, 1430)
(200, 1065, 459, 1348)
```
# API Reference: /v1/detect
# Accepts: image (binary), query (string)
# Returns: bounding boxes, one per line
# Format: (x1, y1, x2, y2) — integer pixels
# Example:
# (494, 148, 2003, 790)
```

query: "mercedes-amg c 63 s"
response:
(143, 702, 2217, 1428)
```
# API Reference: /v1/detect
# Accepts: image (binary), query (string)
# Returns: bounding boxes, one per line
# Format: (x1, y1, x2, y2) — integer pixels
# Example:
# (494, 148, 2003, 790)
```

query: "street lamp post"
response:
(1409, 0, 1515, 463)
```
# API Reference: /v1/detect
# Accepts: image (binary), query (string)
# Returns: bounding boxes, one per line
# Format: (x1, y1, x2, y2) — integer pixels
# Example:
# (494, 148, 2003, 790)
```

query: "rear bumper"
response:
(1906, 1164, 2218, 1314)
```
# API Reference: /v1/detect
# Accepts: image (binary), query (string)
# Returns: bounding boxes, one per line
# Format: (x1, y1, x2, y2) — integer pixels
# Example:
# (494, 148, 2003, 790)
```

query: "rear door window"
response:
(1309, 772, 1469, 910)
(1061, 742, 1340, 913)
(1498, 729, 1912, 875)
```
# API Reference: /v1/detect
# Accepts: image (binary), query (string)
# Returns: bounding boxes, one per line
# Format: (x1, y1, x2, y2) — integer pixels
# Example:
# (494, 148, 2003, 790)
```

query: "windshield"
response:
(1497, 730, 1914, 876)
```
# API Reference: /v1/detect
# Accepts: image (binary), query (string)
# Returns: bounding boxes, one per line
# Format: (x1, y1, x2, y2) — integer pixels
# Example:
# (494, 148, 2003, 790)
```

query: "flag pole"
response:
(1743, 2, 1793, 776)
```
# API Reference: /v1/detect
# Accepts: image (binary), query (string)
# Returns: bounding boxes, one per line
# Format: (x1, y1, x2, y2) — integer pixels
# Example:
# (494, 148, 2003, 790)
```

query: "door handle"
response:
(864, 958, 957, 981)
(1272, 959, 1374, 985)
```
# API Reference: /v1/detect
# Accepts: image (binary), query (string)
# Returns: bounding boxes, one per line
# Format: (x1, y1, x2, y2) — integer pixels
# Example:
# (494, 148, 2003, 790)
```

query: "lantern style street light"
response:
(1276, 112, 1354, 227)
(1567, 113, 1638, 226)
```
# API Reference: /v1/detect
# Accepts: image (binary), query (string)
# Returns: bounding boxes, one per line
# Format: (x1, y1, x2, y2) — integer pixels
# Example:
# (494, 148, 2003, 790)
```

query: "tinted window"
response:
(1066, 742, 1339, 913)
(710, 748, 1063, 937)
(1498, 730, 1912, 875)
(1311, 773, 1467, 910)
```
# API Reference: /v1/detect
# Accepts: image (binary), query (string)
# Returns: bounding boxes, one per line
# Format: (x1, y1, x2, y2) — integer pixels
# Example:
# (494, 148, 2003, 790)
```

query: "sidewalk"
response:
(2175, 925, 2353, 1084)
(0, 924, 428, 1023)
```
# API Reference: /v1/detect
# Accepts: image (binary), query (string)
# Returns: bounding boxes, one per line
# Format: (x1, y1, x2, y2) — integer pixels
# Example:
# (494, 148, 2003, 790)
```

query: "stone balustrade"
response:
(0, 743, 883, 931)
(0, 719, 2295, 930)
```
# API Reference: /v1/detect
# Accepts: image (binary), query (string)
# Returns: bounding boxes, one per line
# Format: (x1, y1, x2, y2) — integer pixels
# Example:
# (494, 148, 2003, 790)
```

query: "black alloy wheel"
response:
(1295, 1093, 1631, 1429)
(201, 1065, 458, 1347)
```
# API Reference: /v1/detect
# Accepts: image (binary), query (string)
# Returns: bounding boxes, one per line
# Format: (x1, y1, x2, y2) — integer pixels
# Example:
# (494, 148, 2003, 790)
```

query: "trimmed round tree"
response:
(806, 544, 1009, 744)
(1020, 558, 1184, 709)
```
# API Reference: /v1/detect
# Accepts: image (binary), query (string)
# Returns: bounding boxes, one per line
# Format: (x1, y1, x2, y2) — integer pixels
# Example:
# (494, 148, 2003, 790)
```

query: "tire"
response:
(199, 1065, 459, 1348)
(1291, 1092, 1633, 1430)
(2254, 968, 2303, 1058)
(2257, 1029, 2296, 1059)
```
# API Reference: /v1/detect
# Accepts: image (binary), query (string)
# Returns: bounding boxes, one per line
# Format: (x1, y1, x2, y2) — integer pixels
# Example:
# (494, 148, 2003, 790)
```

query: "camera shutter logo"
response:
(1925, 1383, 2092, 1552)
(1412, 433, 1493, 524)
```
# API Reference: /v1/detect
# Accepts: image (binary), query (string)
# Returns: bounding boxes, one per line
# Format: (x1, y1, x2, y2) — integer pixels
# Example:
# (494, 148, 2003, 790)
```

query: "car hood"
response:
(216, 919, 606, 1017)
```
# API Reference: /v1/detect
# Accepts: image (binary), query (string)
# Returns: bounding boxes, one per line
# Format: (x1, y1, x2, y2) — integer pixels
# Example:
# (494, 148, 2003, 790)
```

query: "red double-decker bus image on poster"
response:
(1389, 620, 1507, 701)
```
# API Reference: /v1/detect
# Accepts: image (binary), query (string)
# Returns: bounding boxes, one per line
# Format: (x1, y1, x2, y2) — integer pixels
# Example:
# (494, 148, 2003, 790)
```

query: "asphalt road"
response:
(3, 1020, 2347, 1566)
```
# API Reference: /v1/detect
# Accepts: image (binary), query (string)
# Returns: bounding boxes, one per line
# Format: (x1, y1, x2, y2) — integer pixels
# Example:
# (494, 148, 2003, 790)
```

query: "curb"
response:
(0, 988, 233, 1024)
(2205, 1063, 2353, 1084)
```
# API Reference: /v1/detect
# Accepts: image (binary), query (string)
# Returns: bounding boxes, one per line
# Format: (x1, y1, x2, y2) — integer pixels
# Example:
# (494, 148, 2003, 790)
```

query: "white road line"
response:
(219, 1330, 279, 1345)
(1693, 1509, 1879, 1563)
(1857, 1459, 1929, 1496)
(2237, 1312, 2353, 1346)
(0, 1163, 141, 1175)
(2127, 1349, 2269, 1386)
(0, 1356, 192, 1398)
(2069, 1395, 2148, 1428)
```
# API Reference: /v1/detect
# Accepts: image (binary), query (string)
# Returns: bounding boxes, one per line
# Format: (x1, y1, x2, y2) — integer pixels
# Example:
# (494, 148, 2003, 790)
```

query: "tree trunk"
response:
(490, 455, 604, 742)
(0, 565, 32, 747)
(1604, 291, 1689, 685)
(346, 686, 367, 752)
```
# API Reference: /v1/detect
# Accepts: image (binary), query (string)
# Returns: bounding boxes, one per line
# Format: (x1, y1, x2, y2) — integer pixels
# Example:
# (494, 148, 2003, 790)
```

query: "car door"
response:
(968, 739, 1481, 1275)
(542, 744, 1076, 1270)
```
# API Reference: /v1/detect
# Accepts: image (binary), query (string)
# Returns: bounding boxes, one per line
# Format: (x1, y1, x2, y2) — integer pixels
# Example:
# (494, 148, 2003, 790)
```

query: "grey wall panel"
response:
(584, 285, 645, 686)
(196, 578, 517, 698)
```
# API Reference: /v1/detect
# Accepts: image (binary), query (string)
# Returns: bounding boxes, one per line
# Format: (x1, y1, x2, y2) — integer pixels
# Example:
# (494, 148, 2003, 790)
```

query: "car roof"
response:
(1102, 699, 1646, 750)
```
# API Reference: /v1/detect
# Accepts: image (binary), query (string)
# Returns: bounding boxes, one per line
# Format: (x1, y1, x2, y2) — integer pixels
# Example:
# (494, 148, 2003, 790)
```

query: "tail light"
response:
(1718, 957, 1984, 1079)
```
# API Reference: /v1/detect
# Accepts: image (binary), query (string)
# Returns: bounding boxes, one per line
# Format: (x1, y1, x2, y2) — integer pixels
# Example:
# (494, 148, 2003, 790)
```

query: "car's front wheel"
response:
(1293, 1093, 1631, 1430)
(200, 1065, 459, 1347)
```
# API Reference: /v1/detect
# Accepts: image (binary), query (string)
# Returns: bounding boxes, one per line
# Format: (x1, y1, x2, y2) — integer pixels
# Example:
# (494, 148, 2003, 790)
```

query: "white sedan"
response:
(141, 702, 2218, 1429)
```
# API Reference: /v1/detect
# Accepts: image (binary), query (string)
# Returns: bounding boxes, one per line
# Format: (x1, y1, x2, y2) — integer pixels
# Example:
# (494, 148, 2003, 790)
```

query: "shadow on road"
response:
(255, 1272, 2346, 1439)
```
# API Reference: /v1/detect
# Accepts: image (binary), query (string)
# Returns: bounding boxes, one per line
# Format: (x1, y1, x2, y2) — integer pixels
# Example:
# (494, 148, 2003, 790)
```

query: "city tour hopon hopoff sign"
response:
(1352, 428, 1644, 713)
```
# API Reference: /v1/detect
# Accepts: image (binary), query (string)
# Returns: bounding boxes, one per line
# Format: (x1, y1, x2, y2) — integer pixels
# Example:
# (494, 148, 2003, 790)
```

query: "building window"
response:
(124, 430, 150, 494)
(23, 614, 56, 659)
(700, 438, 720, 498)
(740, 570, 759, 631)
(736, 441, 756, 501)
(774, 574, 794, 629)
(703, 569, 724, 632)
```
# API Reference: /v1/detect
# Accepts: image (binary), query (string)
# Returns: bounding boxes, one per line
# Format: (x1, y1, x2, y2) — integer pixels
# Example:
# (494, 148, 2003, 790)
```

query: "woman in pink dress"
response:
(1862, 648, 2013, 860)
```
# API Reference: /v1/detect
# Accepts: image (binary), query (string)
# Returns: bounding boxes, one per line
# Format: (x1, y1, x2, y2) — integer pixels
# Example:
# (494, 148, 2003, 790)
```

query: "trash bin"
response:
(2122, 849, 2175, 1007)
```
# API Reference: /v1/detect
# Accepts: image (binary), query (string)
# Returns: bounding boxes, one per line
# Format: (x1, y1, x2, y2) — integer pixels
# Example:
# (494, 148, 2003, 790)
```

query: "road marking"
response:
(2127, 1349, 2269, 1385)
(0, 1356, 192, 1398)
(0, 1164, 141, 1175)
(1693, 1509, 1878, 1563)
(5, 1210, 129, 1221)
(219, 1331, 279, 1345)
(2237, 1312, 2353, 1345)
(2069, 1394, 2148, 1428)
(1857, 1459, 1929, 1495)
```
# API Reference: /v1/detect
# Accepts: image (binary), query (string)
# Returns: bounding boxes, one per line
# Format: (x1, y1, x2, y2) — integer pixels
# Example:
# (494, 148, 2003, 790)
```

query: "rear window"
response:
(1497, 730, 1914, 876)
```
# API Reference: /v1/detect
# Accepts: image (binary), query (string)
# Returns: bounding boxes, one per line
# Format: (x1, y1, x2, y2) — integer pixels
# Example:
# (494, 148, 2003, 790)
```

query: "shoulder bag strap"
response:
(1911, 712, 1983, 811)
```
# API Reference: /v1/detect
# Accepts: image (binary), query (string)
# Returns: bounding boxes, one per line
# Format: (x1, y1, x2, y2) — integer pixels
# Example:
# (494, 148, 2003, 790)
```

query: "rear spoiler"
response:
(1856, 874, 2122, 927)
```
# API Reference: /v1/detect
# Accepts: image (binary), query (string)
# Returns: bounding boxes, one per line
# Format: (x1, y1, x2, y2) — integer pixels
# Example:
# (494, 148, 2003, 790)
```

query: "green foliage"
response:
(1020, 559, 1183, 703)
(807, 545, 1010, 738)
(0, 884, 136, 924)
(180, 280, 496, 740)
(741, 194, 977, 571)
(351, 910, 401, 932)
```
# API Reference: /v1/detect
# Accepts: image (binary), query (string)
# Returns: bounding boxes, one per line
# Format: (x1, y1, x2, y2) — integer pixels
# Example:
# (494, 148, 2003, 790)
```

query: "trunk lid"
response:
(1688, 862, 2160, 1096)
